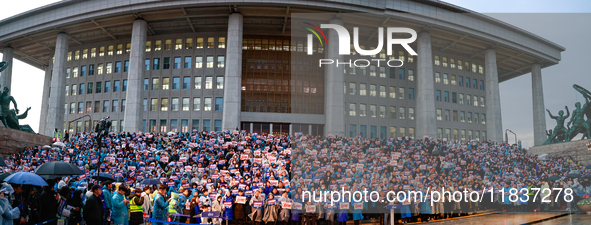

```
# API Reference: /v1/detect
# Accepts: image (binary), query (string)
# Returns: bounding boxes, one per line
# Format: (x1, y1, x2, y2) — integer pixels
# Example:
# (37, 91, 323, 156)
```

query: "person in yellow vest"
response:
(168, 192, 182, 222)
(129, 188, 145, 225)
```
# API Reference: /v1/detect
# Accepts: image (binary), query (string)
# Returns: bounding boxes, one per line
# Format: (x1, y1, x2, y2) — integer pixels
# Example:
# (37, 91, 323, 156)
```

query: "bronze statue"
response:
(544, 106, 569, 144)
(543, 84, 591, 145)
(0, 81, 35, 133)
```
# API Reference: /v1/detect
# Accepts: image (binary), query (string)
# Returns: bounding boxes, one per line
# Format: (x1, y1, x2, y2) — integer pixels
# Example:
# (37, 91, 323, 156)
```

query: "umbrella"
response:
(35, 161, 84, 176)
(0, 156, 7, 167)
(431, 150, 445, 156)
(42, 145, 51, 149)
(548, 175, 560, 181)
(537, 154, 548, 160)
(568, 170, 581, 178)
(140, 178, 162, 185)
(0, 172, 13, 181)
(52, 142, 65, 147)
(167, 131, 176, 136)
(5, 172, 48, 186)
(91, 172, 115, 182)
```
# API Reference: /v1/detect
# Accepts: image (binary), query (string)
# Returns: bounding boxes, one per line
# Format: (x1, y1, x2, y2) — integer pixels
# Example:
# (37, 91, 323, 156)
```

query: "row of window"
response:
(65, 56, 225, 79)
(65, 37, 227, 61)
(65, 76, 224, 96)
(65, 97, 223, 114)
(67, 118, 222, 134)
(345, 83, 415, 100)
(436, 91, 486, 107)
(436, 109, 486, 124)
(434, 55, 484, 74)
(348, 104, 415, 120)
(348, 125, 487, 141)
(344, 66, 415, 81)
(435, 72, 484, 90)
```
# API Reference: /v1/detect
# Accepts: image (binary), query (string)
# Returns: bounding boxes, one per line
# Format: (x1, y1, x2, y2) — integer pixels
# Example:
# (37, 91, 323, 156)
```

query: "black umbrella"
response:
(140, 178, 162, 185)
(548, 175, 560, 181)
(34, 162, 84, 176)
(568, 170, 581, 178)
(0, 156, 8, 167)
(0, 172, 13, 181)
(91, 172, 115, 182)
(586, 165, 591, 169)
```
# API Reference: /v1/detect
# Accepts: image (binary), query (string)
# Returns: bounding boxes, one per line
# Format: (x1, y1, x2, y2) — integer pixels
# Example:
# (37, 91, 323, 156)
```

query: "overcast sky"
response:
(2, 0, 590, 148)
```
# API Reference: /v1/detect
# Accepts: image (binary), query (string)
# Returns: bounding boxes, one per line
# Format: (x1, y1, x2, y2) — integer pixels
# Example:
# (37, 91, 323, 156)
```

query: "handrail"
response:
(67, 115, 92, 133)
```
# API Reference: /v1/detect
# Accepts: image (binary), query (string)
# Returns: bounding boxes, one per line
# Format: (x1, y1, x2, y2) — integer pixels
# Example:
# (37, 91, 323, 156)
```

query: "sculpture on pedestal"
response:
(0, 61, 35, 133)
(543, 84, 591, 144)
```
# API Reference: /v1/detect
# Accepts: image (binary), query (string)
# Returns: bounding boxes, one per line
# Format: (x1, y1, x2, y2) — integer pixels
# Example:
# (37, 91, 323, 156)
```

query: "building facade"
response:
(0, 0, 564, 145)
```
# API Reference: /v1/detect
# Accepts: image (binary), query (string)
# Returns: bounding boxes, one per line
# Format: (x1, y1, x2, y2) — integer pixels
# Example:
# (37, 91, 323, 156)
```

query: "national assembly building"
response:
(0, 0, 563, 145)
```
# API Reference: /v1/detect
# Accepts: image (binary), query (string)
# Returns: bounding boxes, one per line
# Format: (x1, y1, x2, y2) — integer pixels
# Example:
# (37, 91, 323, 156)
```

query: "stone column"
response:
(289, 124, 292, 136)
(1, 46, 13, 89)
(39, 61, 53, 134)
(484, 48, 503, 143)
(531, 64, 547, 146)
(415, 31, 437, 139)
(123, 19, 147, 132)
(45, 32, 69, 136)
(222, 13, 243, 131)
(324, 18, 346, 137)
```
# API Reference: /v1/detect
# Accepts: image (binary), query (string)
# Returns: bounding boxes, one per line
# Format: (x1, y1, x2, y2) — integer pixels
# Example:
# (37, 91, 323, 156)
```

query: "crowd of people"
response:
(0, 130, 589, 225)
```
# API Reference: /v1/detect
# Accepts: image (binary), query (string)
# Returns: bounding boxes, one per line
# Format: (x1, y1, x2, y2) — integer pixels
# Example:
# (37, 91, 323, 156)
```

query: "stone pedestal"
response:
(528, 139, 591, 165)
(0, 127, 52, 154)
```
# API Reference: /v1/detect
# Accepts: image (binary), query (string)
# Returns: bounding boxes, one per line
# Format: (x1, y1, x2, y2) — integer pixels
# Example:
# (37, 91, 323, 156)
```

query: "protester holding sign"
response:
(248, 190, 264, 225)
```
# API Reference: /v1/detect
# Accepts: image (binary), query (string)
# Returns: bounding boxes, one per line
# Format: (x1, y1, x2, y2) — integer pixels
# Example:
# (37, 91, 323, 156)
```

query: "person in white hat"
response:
(0, 183, 20, 225)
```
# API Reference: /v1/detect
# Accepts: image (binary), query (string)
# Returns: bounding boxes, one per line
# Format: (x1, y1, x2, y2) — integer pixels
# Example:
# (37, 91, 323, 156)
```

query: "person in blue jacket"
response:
(111, 185, 130, 225)
(101, 181, 113, 218)
(152, 184, 170, 225)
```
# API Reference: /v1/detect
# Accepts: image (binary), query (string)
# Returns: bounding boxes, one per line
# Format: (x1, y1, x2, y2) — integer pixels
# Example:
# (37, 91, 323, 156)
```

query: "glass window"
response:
(175, 39, 182, 50)
(480, 80, 484, 90)
(87, 83, 93, 94)
(171, 98, 179, 111)
(380, 105, 386, 118)
(91, 48, 96, 58)
(466, 94, 471, 105)
(172, 77, 180, 89)
(122, 80, 127, 92)
(185, 38, 193, 49)
(481, 96, 485, 107)
(458, 76, 463, 87)
(153, 58, 160, 70)
(88, 64, 94, 75)
(379, 67, 386, 78)
(184, 57, 191, 69)
(113, 80, 120, 92)
(379, 85, 386, 98)
(390, 86, 395, 98)
(399, 107, 406, 119)
(205, 76, 213, 89)
(468, 112, 472, 123)
(103, 100, 109, 112)
(370, 126, 377, 139)
(72, 67, 78, 77)
(216, 77, 224, 89)
(370, 84, 376, 97)
(160, 120, 167, 133)
(70, 103, 75, 114)
(161, 98, 169, 111)
(116, 44, 123, 54)
(359, 84, 366, 96)
(204, 97, 212, 111)
(435, 72, 441, 83)
(399, 127, 406, 137)
(359, 104, 366, 117)
(150, 99, 158, 111)
(434, 55, 440, 65)
(145, 59, 150, 70)
(196, 38, 203, 49)
(152, 78, 159, 90)
(450, 58, 455, 69)
(360, 125, 367, 138)
(165, 39, 172, 50)
(65, 86, 69, 96)
(99, 46, 105, 56)
(104, 81, 111, 93)
(436, 90, 441, 101)
(183, 77, 190, 89)
(112, 100, 119, 112)
(390, 106, 396, 119)
(408, 69, 414, 81)
(409, 108, 414, 120)
(182, 98, 190, 111)
(459, 93, 464, 104)
(108, 45, 113, 55)
(207, 37, 215, 48)
(443, 73, 448, 84)
(146, 41, 151, 52)
(195, 57, 202, 68)
(408, 88, 414, 100)
(174, 57, 181, 69)
(460, 111, 465, 122)
(442, 57, 448, 67)
(206, 56, 214, 68)
(106, 63, 112, 74)
(453, 110, 458, 122)
(437, 109, 442, 120)
(194, 77, 202, 89)
(452, 92, 457, 103)
(193, 98, 201, 111)
(369, 105, 376, 117)
(451, 75, 456, 85)
(215, 97, 223, 111)
(143, 99, 147, 111)
(466, 77, 471, 88)
(181, 120, 189, 132)
(474, 95, 479, 106)
(124, 61, 129, 72)
(349, 83, 356, 95)
(349, 103, 356, 116)
(191, 120, 199, 131)
(445, 109, 450, 121)
(163, 57, 170, 69)
(399, 68, 405, 80)
(444, 91, 449, 102)
(399, 87, 405, 99)
(162, 78, 170, 90)
(79, 83, 85, 95)
(473, 79, 477, 89)
(217, 56, 225, 68)
(85, 101, 92, 113)
(80, 66, 86, 76)
(218, 37, 226, 48)
(96, 81, 102, 93)
(77, 102, 83, 113)
(203, 120, 210, 132)
(350, 125, 356, 137)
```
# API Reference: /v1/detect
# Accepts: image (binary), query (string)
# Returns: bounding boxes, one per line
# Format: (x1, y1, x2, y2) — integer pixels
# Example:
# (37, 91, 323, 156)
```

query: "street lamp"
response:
(505, 129, 517, 144)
